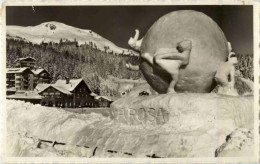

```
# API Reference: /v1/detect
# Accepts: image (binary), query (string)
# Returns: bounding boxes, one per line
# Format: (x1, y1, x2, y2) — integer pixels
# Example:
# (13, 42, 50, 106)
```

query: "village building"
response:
(6, 90, 43, 104)
(32, 68, 51, 88)
(37, 78, 96, 108)
(15, 57, 36, 69)
(94, 96, 113, 108)
(6, 67, 34, 92)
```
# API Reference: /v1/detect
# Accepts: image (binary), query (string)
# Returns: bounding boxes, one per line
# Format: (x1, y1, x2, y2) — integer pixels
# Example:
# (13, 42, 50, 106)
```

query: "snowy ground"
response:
(5, 92, 254, 158)
(61, 107, 110, 117)
(6, 100, 109, 157)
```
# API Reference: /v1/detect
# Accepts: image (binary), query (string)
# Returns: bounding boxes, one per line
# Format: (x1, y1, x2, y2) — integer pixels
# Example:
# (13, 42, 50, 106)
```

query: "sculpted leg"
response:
(168, 73, 179, 93)
(153, 48, 182, 75)
(153, 49, 183, 93)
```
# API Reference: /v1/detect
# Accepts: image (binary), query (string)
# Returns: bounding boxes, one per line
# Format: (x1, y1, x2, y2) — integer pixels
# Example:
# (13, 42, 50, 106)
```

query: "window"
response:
(49, 92, 54, 96)
(55, 92, 61, 98)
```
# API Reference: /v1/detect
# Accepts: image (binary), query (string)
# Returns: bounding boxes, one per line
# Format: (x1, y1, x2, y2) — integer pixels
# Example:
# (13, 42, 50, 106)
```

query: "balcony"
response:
(6, 78, 15, 81)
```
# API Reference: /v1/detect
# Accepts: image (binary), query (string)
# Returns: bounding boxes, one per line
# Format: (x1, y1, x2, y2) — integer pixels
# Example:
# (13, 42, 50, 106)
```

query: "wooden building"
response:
(32, 68, 51, 88)
(6, 67, 34, 91)
(38, 78, 96, 108)
(95, 96, 113, 108)
(15, 57, 36, 69)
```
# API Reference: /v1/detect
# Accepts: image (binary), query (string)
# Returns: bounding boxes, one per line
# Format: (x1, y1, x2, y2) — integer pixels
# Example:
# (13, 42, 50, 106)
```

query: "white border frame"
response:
(0, 0, 259, 163)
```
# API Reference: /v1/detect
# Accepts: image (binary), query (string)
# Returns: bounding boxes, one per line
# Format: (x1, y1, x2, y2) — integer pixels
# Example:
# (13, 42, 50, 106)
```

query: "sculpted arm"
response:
(126, 29, 144, 71)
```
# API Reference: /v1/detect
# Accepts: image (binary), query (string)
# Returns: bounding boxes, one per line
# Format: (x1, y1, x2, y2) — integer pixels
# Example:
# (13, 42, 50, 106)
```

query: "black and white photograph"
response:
(0, 1, 259, 163)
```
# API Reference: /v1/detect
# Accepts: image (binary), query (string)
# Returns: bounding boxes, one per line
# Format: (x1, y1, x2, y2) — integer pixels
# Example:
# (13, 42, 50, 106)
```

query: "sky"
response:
(6, 5, 253, 54)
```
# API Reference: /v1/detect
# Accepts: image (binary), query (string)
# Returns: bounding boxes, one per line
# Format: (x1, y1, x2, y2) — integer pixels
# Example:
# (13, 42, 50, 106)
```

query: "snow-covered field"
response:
(7, 22, 138, 56)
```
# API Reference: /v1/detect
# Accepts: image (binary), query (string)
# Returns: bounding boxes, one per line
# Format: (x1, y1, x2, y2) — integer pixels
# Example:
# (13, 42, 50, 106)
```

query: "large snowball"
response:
(140, 10, 229, 93)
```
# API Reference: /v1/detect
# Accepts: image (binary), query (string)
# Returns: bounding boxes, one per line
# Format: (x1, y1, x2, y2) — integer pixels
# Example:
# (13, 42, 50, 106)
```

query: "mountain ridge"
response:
(7, 21, 138, 56)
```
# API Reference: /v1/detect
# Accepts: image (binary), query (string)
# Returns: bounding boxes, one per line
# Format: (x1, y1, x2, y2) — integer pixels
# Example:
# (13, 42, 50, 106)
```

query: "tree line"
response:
(6, 38, 254, 96)
(6, 38, 142, 96)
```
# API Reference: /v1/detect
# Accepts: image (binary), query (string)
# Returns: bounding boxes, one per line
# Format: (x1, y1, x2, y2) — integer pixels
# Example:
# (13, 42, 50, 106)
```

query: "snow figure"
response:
(128, 10, 229, 94)
(128, 29, 143, 51)
(215, 42, 238, 96)
(129, 36, 192, 93)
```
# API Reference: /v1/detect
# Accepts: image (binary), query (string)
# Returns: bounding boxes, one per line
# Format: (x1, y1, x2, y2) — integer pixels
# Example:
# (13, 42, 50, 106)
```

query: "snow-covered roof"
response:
(55, 79, 83, 92)
(95, 96, 112, 102)
(37, 84, 72, 95)
(32, 68, 47, 75)
(37, 79, 90, 95)
(35, 83, 51, 92)
(7, 91, 42, 99)
(51, 85, 73, 95)
(6, 67, 31, 74)
(90, 92, 98, 97)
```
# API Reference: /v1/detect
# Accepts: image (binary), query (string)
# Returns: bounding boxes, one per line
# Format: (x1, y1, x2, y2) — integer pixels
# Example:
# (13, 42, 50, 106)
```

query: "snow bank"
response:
(7, 132, 94, 157)
(110, 93, 254, 157)
(215, 128, 254, 157)
(7, 100, 108, 143)
(6, 92, 254, 157)
(111, 93, 253, 130)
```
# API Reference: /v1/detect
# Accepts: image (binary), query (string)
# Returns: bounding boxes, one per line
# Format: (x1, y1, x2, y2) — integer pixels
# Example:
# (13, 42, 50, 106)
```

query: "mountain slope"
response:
(7, 21, 138, 56)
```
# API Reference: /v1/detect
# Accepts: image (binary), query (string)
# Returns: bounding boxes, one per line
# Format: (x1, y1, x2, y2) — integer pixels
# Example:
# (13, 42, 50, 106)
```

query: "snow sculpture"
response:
(128, 29, 143, 51)
(128, 10, 229, 94)
(215, 42, 238, 96)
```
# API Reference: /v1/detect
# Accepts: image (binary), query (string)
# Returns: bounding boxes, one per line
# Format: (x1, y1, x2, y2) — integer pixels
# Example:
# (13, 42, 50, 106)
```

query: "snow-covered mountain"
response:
(7, 21, 138, 56)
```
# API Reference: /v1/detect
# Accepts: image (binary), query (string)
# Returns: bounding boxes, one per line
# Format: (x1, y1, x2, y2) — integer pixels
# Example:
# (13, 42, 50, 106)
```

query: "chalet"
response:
(37, 78, 96, 108)
(6, 67, 34, 91)
(94, 96, 113, 108)
(32, 68, 51, 88)
(15, 57, 36, 69)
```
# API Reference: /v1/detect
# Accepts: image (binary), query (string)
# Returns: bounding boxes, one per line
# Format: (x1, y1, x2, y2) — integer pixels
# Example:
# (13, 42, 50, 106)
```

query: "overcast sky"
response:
(6, 5, 253, 54)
